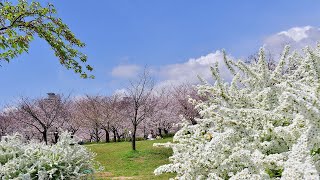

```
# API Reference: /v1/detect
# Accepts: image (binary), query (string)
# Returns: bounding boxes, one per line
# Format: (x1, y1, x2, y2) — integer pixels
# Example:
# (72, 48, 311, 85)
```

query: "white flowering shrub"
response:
(155, 45, 320, 179)
(0, 132, 97, 179)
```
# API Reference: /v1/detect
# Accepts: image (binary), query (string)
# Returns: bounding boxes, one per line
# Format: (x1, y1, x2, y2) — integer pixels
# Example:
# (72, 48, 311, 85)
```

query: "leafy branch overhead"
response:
(0, 0, 93, 78)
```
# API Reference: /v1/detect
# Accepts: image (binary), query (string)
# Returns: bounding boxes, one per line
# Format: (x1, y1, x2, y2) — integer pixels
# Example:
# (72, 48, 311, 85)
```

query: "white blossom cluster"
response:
(0, 132, 97, 179)
(155, 44, 320, 179)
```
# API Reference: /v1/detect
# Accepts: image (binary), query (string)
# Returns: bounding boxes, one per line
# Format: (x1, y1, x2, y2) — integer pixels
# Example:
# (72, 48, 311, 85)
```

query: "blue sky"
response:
(1, 0, 320, 108)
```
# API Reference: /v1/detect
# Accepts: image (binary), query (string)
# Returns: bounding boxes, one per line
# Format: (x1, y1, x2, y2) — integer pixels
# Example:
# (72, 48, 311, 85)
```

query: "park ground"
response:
(86, 138, 175, 180)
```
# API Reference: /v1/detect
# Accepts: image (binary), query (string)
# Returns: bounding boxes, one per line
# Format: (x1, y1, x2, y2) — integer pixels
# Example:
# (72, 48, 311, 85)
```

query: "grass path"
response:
(86, 138, 175, 180)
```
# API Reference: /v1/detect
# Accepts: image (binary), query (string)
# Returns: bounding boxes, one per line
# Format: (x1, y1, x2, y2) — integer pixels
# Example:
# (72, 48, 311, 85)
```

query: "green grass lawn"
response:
(85, 138, 175, 180)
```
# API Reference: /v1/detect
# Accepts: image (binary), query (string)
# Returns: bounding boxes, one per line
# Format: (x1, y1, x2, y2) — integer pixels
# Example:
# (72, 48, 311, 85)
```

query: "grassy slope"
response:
(86, 138, 175, 180)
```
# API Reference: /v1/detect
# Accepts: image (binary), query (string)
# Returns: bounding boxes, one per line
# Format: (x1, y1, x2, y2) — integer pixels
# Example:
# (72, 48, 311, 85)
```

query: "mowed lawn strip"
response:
(86, 138, 175, 179)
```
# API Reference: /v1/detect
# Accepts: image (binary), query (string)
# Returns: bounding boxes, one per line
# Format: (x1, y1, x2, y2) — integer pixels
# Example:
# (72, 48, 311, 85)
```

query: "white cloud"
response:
(109, 51, 234, 91)
(111, 26, 320, 90)
(158, 26, 320, 87)
(264, 26, 320, 55)
(157, 50, 233, 87)
(94, 26, 320, 98)
(111, 64, 141, 78)
(277, 26, 312, 42)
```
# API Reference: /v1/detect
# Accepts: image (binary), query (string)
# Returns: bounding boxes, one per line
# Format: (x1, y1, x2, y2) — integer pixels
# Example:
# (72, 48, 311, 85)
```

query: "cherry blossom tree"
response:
(10, 94, 69, 144)
(125, 69, 156, 150)
(97, 94, 125, 143)
(0, 112, 12, 139)
(172, 83, 203, 125)
(146, 88, 179, 137)
(75, 95, 103, 143)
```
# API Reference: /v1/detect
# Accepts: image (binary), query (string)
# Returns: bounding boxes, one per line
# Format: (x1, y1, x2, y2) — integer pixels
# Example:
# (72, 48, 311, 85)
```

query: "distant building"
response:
(47, 93, 56, 99)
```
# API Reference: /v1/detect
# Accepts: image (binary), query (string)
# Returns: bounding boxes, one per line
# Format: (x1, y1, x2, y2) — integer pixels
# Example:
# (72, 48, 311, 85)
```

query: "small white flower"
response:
(154, 45, 320, 179)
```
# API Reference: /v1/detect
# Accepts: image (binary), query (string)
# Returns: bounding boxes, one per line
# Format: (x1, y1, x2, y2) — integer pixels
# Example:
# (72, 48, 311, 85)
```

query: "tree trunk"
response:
(132, 125, 137, 151)
(94, 127, 100, 143)
(42, 129, 48, 145)
(143, 125, 147, 139)
(113, 129, 117, 142)
(54, 132, 59, 144)
(104, 129, 110, 143)
(89, 130, 93, 142)
(164, 128, 169, 135)
(158, 128, 162, 137)
(89, 134, 92, 142)
(116, 131, 121, 142)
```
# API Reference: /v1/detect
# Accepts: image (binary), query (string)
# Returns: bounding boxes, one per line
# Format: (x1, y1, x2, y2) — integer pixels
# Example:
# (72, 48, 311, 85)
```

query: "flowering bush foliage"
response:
(155, 45, 320, 179)
(0, 132, 97, 179)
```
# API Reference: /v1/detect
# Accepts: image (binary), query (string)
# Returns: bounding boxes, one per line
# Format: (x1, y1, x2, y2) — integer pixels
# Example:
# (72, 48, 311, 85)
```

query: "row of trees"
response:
(0, 77, 202, 150)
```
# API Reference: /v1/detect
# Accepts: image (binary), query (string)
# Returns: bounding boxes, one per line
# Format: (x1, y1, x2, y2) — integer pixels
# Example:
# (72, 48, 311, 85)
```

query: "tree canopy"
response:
(0, 0, 93, 78)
